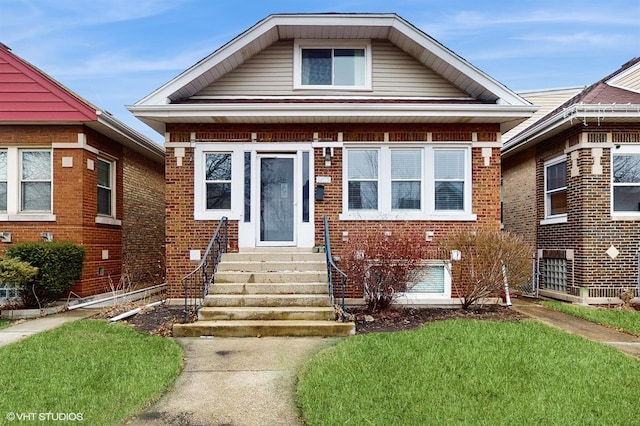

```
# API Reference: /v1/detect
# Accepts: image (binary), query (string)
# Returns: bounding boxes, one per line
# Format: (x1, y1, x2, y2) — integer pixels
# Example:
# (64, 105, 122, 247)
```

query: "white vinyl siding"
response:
(193, 40, 470, 98)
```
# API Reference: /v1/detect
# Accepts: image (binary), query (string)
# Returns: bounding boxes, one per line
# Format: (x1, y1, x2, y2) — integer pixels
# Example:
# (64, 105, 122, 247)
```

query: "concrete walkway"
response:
(127, 337, 340, 426)
(510, 298, 640, 358)
(0, 309, 94, 347)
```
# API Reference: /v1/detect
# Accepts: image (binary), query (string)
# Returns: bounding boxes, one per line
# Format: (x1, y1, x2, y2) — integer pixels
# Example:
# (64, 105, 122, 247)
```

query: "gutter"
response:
(502, 103, 640, 156)
(94, 110, 165, 163)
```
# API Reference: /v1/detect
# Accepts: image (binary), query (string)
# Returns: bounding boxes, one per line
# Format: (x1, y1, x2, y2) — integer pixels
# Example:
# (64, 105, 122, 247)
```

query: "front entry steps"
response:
(173, 248, 355, 337)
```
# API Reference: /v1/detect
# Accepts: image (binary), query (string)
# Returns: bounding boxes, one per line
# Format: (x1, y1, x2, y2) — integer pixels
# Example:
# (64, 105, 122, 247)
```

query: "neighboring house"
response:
(502, 57, 640, 304)
(129, 13, 535, 304)
(0, 43, 165, 301)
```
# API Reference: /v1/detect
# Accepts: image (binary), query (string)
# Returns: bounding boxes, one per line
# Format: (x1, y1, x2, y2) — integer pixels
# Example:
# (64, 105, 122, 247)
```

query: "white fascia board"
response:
(135, 15, 280, 106)
(128, 103, 537, 120)
(389, 18, 530, 107)
(502, 104, 640, 155)
(93, 111, 164, 162)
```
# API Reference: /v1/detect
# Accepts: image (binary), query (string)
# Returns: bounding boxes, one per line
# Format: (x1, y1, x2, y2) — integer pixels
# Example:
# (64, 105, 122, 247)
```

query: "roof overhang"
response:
(128, 102, 537, 135)
(88, 111, 164, 163)
(131, 13, 533, 134)
(502, 103, 640, 157)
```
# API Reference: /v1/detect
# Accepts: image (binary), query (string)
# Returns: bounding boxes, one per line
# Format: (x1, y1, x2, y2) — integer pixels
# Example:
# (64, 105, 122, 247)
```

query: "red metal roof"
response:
(0, 45, 97, 122)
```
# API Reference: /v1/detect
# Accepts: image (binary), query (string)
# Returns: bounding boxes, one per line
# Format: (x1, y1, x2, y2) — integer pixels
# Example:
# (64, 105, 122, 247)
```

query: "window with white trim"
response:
(294, 40, 371, 90)
(342, 145, 473, 220)
(392, 150, 421, 209)
(612, 146, 640, 214)
(205, 153, 232, 210)
(402, 262, 452, 300)
(543, 156, 567, 221)
(347, 149, 378, 210)
(97, 158, 114, 216)
(20, 150, 52, 212)
(0, 148, 54, 221)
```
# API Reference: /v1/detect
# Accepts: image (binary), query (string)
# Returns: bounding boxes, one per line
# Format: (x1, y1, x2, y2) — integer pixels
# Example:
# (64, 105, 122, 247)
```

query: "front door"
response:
(259, 155, 295, 245)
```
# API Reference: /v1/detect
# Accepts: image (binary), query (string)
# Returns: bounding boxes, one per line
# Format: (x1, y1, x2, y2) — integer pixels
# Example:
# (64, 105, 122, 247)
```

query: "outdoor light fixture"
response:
(324, 147, 333, 166)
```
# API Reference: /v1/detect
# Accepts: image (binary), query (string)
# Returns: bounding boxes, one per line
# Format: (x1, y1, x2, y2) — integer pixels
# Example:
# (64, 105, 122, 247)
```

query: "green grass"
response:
(0, 319, 183, 425)
(0, 319, 9, 330)
(541, 300, 640, 336)
(297, 320, 640, 426)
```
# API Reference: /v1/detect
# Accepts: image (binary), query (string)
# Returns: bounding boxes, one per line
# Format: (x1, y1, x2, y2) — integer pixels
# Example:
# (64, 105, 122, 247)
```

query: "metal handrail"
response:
(181, 217, 228, 322)
(323, 215, 348, 318)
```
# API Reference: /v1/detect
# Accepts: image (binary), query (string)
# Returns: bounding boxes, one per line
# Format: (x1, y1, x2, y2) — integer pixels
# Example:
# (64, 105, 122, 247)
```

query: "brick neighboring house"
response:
(130, 13, 535, 304)
(0, 43, 165, 301)
(502, 58, 640, 304)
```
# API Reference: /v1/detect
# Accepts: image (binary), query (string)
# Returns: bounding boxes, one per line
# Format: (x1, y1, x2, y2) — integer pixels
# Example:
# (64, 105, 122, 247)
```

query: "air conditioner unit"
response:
(0, 232, 11, 243)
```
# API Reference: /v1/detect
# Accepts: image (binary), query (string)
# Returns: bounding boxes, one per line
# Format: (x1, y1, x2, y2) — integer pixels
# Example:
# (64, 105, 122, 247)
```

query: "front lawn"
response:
(541, 300, 640, 336)
(0, 319, 183, 425)
(297, 319, 640, 426)
(0, 319, 8, 329)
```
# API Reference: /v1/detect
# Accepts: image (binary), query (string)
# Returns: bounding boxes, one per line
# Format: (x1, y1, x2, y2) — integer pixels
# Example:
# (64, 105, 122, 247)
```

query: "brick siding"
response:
(165, 123, 502, 299)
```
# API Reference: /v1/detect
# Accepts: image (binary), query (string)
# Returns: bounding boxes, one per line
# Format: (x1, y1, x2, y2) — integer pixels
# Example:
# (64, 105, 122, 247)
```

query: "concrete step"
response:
(173, 320, 355, 338)
(208, 282, 328, 295)
(222, 252, 325, 263)
(215, 271, 327, 284)
(217, 261, 326, 272)
(198, 306, 335, 321)
(202, 294, 332, 308)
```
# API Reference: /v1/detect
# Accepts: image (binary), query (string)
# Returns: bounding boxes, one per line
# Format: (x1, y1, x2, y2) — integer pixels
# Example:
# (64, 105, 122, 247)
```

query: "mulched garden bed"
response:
(92, 302, 527, 337)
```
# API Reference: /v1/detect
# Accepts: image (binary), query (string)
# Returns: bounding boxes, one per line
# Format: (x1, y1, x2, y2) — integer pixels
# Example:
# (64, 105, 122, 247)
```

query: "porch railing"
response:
(323, 215, 348, 318)
(181, 217, 228, 322)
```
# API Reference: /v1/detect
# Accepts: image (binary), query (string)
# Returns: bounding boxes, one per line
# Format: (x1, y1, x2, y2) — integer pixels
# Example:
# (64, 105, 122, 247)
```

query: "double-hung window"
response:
(543, 156, 567, 223)
(612, 146, 640, 216)
(392, 150, 421, 209)
(347, 150, 378, 210)
(294, 40, 371, 90)
(20, 150, 51, 212)
(0, 148, 54, 221)
(97, 158, 114, 217)
(342, 146, 473, 220)
(205, 153, 232, 210)
(434, 149, 465, 211)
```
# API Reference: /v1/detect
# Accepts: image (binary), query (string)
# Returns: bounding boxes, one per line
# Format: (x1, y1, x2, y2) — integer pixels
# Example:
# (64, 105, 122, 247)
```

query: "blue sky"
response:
(1, 0, 639, 142)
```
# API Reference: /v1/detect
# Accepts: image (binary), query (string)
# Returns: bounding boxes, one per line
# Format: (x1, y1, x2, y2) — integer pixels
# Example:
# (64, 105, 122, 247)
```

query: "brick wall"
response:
(122, 146, 165, 287)
(0, 124, 164, 298)
(165, 122, 502, 299)
(502, 146, 536, 246)
(528, 124, 640, 295)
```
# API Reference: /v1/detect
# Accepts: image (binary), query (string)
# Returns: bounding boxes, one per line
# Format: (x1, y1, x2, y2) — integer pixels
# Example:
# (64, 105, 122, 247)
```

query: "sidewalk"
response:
(126, 337, 339, 426)
(510, 298, 640, 358)
(0, 309, 95, 347)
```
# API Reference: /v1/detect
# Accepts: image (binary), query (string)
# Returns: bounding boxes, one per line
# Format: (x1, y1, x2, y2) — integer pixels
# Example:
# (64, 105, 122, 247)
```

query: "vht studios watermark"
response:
(6, 412, 84, 422)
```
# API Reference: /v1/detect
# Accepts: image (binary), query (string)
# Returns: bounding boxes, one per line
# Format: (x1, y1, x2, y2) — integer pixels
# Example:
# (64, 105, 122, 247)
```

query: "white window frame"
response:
(194, 145, 242, 221)
(95, 156, 120, 226)
(0, 147, 55, 222)
(397, 261, 452, 304)
(541, 155, 567, 225)
(293, 39, 372, 91)
(611, 144, 640, 220)
(340, 144, 475, 221)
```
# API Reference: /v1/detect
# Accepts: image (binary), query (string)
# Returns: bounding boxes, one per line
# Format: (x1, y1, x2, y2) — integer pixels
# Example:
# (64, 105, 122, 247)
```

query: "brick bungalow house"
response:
(129, 13, 536, 307)
(502, 57, 640, 304)
(0, 43, 165, 301)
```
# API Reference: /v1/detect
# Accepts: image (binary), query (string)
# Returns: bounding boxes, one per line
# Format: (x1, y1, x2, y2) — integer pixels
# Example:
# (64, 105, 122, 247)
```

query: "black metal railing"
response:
(181, 217, 228, 322)
(323, 215, 348, 318)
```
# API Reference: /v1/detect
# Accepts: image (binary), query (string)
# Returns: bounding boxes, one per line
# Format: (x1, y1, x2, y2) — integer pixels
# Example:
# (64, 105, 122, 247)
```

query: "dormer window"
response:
(294, 40, 371, 90)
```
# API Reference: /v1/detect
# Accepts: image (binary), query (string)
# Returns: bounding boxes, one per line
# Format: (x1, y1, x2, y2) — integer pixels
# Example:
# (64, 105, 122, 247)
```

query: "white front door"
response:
(258, 155, 296, 246)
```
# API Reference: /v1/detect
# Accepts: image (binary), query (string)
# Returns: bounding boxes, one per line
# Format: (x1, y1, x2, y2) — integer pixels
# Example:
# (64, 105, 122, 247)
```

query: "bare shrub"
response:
(341, 226, 429, 312)
(438, 228, 533, 309)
